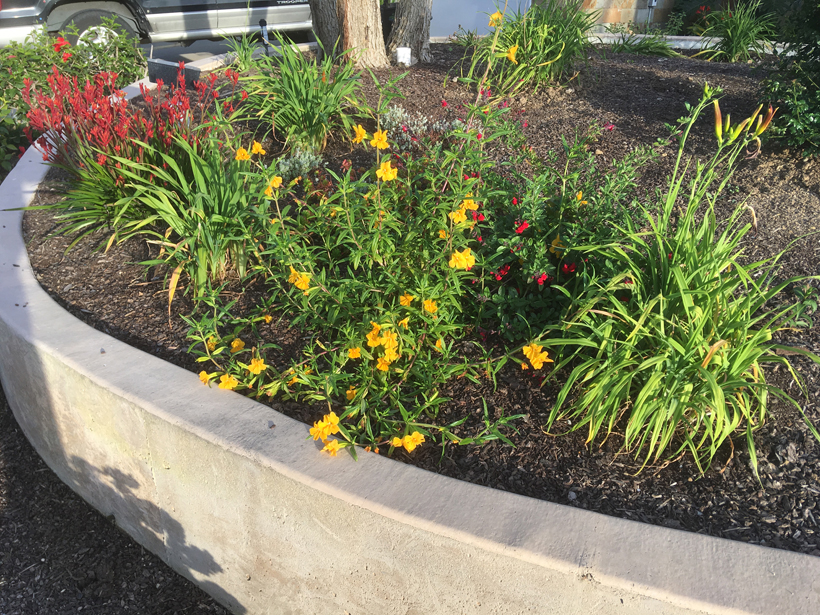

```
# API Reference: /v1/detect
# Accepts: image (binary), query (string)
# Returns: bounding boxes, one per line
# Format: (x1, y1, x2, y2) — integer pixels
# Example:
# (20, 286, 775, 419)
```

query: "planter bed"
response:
(3, 44, 820, 614)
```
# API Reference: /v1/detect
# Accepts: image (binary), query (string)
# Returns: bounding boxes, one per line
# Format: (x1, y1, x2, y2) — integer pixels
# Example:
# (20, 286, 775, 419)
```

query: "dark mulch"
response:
(6, 44, 820, 613)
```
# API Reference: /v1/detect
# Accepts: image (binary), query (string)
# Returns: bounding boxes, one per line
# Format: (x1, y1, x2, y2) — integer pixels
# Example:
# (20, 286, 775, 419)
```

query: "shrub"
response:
(760, 0, 820, 154)
(540, 85, 819, 476)
(246, 32, 363, 155)
(463, 0, 598, 96)
(695, 0, 776, 62)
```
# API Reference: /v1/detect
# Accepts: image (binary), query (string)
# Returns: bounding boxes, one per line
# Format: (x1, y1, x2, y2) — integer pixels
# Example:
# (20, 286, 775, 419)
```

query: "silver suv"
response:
(0, 0, 311, 47)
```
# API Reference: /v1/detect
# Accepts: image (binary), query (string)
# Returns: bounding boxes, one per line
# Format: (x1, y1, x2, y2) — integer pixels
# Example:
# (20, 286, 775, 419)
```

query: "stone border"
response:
(1, 73, 819, 615)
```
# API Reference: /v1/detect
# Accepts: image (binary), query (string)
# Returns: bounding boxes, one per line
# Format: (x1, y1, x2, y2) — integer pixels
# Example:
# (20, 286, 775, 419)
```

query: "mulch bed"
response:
(12, 42, 820, 603)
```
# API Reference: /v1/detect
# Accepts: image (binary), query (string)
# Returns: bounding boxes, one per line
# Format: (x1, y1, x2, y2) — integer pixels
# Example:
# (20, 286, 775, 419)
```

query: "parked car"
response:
(0, 0, 311, 47)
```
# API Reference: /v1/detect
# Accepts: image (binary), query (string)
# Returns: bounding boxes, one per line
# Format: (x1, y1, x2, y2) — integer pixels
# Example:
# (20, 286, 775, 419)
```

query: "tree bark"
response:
(386, 0, 433, 63)
(309, 0, 389, 68)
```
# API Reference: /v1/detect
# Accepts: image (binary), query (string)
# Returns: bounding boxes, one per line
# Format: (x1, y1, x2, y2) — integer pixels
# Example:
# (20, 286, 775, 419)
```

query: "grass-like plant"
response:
(246, 32, 363, 154)
(463, 0, 598, 96)
(696, 0, 775, 63)
(541, 85, 819, 476)
(609, 32, 683, 58)
(225, 31, 259, 73)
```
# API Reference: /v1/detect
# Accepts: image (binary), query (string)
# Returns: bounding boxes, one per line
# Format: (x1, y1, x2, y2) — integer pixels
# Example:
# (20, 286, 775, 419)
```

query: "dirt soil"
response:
(6, 42, 820, 612)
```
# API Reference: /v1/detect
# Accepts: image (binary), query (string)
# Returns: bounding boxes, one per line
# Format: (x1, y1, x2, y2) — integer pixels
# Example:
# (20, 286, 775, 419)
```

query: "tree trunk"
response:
(386, 0, 433, 63)
(309, 0, 389, 68)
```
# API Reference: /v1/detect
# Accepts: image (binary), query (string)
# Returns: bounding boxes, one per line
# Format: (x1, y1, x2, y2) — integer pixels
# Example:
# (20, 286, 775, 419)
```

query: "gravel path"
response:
(0, 383, 227, 615)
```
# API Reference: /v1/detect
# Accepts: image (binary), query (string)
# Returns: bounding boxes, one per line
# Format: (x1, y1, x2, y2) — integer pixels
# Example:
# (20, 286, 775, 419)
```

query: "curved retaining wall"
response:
(2, 83, 820, 615)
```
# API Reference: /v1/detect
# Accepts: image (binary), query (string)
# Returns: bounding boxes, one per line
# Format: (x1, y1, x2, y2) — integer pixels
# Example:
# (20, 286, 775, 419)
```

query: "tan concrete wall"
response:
(535, 0, 677, 24)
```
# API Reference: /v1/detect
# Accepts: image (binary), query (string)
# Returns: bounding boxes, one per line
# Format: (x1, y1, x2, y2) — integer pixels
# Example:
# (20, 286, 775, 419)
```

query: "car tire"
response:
(63, 10, 137, 47)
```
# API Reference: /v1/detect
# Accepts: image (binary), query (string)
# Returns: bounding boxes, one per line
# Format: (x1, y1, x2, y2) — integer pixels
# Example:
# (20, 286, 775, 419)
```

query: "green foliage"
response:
(225, 32, 259, 73)
(540, 87, 820, 477)
(760, 0, 820, 154)
(608, 32, 684, 57)
(695, 0, 775, 62)
(463, 0, 599, 96)
(246, 32, 363, 154)
(0, 22, 146, 119)
(0, 113, 25, 181)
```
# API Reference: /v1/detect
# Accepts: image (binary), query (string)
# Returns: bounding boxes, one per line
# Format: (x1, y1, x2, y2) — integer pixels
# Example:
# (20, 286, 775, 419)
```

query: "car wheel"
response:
(63, 10, 137, 47)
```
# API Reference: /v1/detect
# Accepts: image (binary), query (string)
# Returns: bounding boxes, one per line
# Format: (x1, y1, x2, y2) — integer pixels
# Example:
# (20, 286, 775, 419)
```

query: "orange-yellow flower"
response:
(376, 160, 398, 182)
(348, 347, 362, 359)
(322, 439, 341, 456)
(235, 147, 250, 161)
(269, 175, 283, 189)
(218, 374, 239, 390)
(549, 234, 565, 255)
(576, 191, 588, 206)
(264, 185, 273, 199)
(288, 266, 310, 291)
(523, 342, 554, 370)
(435, 338, 443, 351)
(400, 292, 415, 306)
(370, 129, 389, 150)
(263, 314, 273, 324)
(346, 386, 357, 401)
(398, 317, 409, 329)
(506, 45, 518, 65)
(247, 357, 267, 375)
(439, 229, 448, 239)
(423, 299, 438, 314)
(353, 124, 367, 144)
(521, 362, 528, 370)
(489, 10, 503, 27)
(449, 208, 467, 224)
(448, 247, 476, 270)
(366, 322, 382, 347)
(461, 194, 478, 210)
(376, 357, 391, 371)
(251, 141, 266, 155)
(231, 338, 245, 353)
(206, 336, 217, 351)
(402, 431, 425, 452)
(199, 371, 211, 385)
(391, 436, 404, 448)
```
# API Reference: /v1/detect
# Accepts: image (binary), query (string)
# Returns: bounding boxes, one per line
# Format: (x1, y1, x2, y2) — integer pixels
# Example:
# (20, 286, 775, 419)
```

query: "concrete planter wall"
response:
(2, 74, 820, 615)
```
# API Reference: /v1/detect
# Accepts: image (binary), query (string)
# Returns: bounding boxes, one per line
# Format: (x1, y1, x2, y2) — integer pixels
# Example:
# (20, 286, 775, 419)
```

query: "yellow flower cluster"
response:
(310, 412, 342, 456)
(448, 247, 476, 270)
(391, 431, 425, 453)
(448, 193, 478, 225)
(522, 342, 554, 370)
(206, 336, 217, 351)
(264, 175, 283, 198)
(365, 322, 401, 371)
(288, 266, 311, 292)
(376, 160, 398, 182)
(286, 367, 313, 385)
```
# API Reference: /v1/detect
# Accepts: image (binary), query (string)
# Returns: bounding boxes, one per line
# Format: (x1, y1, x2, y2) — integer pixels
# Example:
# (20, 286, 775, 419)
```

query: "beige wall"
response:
(534, 0, 677, 24)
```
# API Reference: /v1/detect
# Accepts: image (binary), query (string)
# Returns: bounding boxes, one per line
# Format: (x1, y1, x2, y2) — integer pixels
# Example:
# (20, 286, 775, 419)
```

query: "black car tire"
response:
(63, 10, 137, 46)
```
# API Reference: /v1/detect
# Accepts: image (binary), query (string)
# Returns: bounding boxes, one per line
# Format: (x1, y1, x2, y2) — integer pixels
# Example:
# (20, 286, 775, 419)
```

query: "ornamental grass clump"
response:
(541, 85, 820, 477)
(695, 0, 776, 63)
(463, 0, 598, 97)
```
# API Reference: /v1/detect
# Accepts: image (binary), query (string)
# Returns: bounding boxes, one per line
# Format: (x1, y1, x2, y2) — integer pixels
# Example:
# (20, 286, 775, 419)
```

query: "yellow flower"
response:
(323, 411, 340, 434)
(448, 247, 476, 270)
(270, 218, 280, 226)
(549, 234, 565, 255)
(402, 431, 425, 453)
(449, 208, 467, 224)
(231, 338, 245, 353)
(423, 299, 438, 314)
(264, 185, 273, 199)
(353, 124, 367, 144)
(346, 386, 357, 401)
(247, 357, 267, 375)
(288, 266, 310, 291)
(439, 229, 448, 240)
(348, 347, 362, 359)
(263, 314, 273, 324)
(376, 357, 391, 371)
(199, 371, 211, 385)
(218, 374, 238, 390)
(376, 159, 398, 182)
(391, 436, 404, 448)
(322, 439, 341, 456)
(206, 336, 217, 351)
(370, 129, 389, 150)
(380, 329, 398, 348)
(489, 10, 503, 27)
(235, 147, 250, 161)
(383, 345, 400, 363)
(506, 45, 518, 65)
(269, 176, 283, 189)
(400, 292, 415, 306)
(576, 191, 588, 205)
(461, 195, 478, 210)
(435, 338, 443, 351)
(398, 317, 409, 329)
(251, 141, 266, 155)
(521, 362, 528, 370)
(366, 322, 382, 347)
(523, 342, 554, 370)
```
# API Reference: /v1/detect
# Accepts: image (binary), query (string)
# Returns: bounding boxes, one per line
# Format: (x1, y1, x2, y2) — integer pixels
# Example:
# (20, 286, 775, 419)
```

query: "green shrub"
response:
(608, 31, 683, 57)
(463, 0, 598, 96)
(695, 0, 776, 62)
(761, 0, 820, 154)
(540, 86, 819, 476)
(246, 33, 363, 155)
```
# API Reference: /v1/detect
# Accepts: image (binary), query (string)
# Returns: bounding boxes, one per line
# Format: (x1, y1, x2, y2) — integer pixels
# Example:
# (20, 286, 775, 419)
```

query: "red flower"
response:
(477, 213, 485, 222)
(536, 273, 548, 286)
(53, 36, 70, 53)
(512, 197, 518, 205)
(61, 52, 72, 62)
(476, 133, 483, 140)
(441, 100, 448, 107)
(561, 263, 576, 275)
(515, 221, 529, 234)
(241, 90, 248, 100)
(603, 122, 615, 131)
(96, 154, 107, 166)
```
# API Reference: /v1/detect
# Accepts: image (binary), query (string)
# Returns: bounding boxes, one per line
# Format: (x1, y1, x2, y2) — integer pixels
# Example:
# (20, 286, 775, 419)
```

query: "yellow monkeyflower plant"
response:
(353, 124, 367, 144)
(370, 129, 389, 150)
(376, 160, 398, 182)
